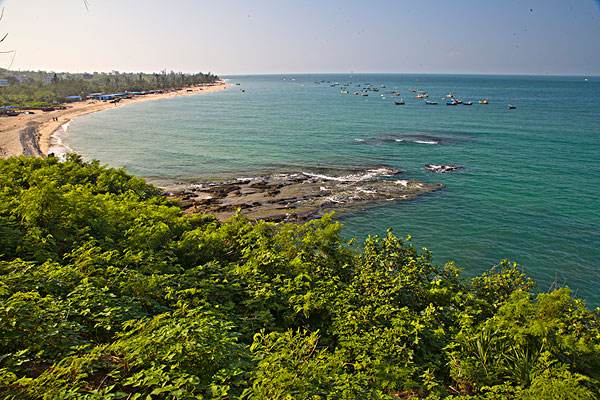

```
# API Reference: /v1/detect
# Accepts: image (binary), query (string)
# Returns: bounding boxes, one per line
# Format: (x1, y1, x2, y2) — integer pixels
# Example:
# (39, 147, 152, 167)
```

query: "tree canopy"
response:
(0, 156, 598, 399)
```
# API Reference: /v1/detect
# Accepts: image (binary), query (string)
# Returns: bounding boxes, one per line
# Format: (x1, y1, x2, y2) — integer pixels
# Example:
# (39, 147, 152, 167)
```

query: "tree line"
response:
(0, 69, 220, 108)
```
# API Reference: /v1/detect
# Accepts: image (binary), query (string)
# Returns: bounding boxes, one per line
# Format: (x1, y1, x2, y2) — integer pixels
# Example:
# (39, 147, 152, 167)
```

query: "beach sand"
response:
(0, 81, 230, 158)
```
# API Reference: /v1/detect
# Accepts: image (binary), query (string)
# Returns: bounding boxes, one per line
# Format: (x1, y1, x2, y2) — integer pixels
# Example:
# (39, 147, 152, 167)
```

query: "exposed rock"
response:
(425, 164, 463, 173)
(168, 167, 444, 222)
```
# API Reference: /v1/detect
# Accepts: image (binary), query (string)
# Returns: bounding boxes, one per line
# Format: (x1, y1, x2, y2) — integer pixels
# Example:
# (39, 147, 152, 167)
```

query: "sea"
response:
(58, 74, 600, 306)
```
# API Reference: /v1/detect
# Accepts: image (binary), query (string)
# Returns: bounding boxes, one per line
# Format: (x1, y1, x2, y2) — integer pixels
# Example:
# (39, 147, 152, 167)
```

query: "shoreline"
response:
(0, 81, 230, 158)
(1, 78, 446, 223)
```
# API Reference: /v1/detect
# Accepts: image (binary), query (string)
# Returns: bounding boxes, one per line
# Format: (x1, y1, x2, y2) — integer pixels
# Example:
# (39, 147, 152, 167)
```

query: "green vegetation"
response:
(0, 69, 219, 107)
(0, 156, 598, 399)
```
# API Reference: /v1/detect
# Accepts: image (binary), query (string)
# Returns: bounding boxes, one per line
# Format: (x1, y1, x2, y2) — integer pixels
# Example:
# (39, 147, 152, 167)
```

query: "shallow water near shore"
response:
(64, 74, 600, 305)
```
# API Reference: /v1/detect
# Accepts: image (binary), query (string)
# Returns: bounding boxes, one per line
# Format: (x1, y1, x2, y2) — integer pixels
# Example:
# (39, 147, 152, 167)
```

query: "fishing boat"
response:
(479, 99, 489, 104)
(446, 93, 454, 98)
(416, 93, 428, 99)
(425, 100, 438, 105)
(508, 104, 516, 110)
(340, 90, 349, 94)
(394, 99, 405, 105)
(446, 99, 458, 106)
(463, 101, 473, 106)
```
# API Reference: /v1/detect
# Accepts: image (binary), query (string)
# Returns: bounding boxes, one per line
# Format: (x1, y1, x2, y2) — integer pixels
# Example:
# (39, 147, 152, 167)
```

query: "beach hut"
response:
(65, 95, 83, 103)
(0, 105, 19, 116)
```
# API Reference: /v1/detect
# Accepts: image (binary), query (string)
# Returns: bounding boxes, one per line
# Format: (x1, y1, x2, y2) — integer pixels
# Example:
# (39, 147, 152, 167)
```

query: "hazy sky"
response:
(2, 0, 600, 75)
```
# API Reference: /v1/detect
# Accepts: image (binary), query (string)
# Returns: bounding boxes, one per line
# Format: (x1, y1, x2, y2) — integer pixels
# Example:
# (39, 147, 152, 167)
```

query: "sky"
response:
(1, 0, 599, 75)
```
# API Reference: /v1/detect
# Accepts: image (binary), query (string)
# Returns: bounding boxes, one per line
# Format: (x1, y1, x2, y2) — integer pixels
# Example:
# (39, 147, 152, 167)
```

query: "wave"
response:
(356, 187, 377, 194)
(355, 133, 444, 146)
(392, 138, 438, 145)
(48, 121, 74, 161)
(413, 140, 438, 145)
(301, 167, 399, 182)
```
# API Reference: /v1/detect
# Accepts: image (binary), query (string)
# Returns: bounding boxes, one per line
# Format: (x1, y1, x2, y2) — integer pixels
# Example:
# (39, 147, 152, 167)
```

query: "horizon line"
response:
(222, 71, 600, 78)
(4, 68, 599, 78)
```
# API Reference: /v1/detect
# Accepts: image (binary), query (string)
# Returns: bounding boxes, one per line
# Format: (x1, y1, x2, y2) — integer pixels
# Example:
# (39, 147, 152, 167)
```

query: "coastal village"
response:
(0, 69, 227, 157)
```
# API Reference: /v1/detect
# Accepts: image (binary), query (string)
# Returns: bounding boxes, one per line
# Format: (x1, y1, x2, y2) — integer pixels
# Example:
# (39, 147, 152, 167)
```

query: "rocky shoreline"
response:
(168, 167, 444, 222)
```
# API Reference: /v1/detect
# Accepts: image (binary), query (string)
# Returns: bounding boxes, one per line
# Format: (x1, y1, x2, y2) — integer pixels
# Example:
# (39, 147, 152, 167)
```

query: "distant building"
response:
(65, 95, 83, 102)
(0, 79, 9, 87)
(13, 75, 28, 84)
(87, 93, 104, 100)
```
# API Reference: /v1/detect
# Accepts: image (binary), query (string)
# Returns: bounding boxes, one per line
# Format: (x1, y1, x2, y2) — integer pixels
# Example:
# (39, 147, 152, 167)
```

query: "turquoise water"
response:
(64, 74, 600, 305)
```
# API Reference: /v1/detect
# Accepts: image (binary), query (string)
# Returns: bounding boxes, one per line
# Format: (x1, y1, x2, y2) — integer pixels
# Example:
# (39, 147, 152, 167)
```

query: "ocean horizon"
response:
(60, 73, 600, 305)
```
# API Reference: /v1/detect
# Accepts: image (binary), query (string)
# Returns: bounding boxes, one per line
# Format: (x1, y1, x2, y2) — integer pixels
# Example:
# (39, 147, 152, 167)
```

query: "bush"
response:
(0, 156, 598, 398)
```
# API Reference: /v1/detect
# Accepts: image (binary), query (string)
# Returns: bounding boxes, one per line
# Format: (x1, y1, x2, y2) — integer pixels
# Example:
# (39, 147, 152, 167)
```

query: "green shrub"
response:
(0, 156, 598, 398)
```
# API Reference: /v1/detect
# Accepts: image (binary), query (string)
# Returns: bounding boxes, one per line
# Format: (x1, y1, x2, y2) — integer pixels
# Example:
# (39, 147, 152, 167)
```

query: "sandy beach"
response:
(0, 81, 230, 158)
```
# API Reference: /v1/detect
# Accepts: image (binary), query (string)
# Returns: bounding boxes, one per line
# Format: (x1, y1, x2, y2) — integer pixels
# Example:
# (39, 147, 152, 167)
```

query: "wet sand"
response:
(0, 81, 229, 158)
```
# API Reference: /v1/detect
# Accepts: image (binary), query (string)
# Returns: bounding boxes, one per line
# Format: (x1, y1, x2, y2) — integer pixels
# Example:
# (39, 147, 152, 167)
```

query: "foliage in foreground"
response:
(0, 156, 598, 399)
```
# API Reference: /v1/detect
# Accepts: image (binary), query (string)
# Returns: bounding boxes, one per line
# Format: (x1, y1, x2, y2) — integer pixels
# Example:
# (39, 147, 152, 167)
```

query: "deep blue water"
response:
(62, 74, 600, 305)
